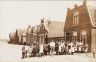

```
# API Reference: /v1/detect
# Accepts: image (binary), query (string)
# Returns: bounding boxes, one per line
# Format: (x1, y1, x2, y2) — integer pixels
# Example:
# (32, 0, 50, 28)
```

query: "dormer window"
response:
(73, 11, 79, 27)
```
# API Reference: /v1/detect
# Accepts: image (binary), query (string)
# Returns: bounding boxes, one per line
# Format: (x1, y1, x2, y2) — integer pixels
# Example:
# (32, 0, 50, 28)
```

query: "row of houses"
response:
(9, 19, 64, 45)
(9, 0, 96, 52)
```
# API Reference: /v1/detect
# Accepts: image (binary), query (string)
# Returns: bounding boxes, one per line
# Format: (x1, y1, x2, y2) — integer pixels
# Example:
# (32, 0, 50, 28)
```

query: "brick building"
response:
(64, 0, 96, 52)
(38, 18, 64, 44)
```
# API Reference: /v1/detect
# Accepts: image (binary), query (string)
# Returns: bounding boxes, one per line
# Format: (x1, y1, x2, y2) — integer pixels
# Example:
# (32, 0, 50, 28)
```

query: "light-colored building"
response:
(17, 28, 27, 44)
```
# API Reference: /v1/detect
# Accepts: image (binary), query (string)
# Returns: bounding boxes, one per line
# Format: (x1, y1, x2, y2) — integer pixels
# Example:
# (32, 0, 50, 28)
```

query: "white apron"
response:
(39, 44, 43, 53)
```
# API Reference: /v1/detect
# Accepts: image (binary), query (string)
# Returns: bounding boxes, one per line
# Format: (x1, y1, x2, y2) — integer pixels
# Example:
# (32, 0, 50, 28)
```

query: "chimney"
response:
(74, 4, 77, 8)
(41, 18, 44, 24)
(83, 0, 87, 5)
(67, 8, 70, 11)
(48, 20, 51, 25)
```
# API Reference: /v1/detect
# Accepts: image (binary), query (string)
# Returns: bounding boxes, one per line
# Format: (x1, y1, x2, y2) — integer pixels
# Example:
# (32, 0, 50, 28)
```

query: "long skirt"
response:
(39, 45, 43, 54)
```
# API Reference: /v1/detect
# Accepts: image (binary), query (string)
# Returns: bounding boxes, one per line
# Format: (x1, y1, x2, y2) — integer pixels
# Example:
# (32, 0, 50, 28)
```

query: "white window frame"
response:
(80, 30, 87, 45)
(73, 11, 79, 27)
(73, 31, 77, 42)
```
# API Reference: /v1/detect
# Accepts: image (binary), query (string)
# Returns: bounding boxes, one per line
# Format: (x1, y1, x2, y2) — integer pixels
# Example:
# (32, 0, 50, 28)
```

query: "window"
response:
(73, 11, 79, 26)
(65, 32, 70, 41)
(73, 31, 77, 42)
(80, 31, 87, 45)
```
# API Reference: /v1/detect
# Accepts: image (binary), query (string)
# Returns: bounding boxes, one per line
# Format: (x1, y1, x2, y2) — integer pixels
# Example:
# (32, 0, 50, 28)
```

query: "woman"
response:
(39, 43, 44, 57)
(85, 43, 88, 53)
(44, 44, 48, 55)
(32, 45, 37, 57)
(28, 46, 33, 57)
(47, 43, 51, 55)
(58, 43, 62, 55)
(71, 45, 75, 55)
(25, 45, 29, 58)
(55, 41, 59, 55)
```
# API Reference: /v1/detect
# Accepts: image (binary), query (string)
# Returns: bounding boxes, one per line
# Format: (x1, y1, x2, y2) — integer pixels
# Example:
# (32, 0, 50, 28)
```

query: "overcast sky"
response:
(0, 0, 96, 39)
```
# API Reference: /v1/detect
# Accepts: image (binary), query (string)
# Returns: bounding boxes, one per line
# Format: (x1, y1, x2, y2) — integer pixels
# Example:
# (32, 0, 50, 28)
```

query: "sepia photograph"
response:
(0, 0, 96, 62)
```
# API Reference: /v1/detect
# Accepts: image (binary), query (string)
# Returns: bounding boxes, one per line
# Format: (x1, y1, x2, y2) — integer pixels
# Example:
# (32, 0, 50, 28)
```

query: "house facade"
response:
(64, 0, 96, 52)
(17, 28, 27, 45)
(38, 18, 64, 44)
(9, 27, 28, 45)
(26, 25, 33, 45)
(9, 32, 15, 44)
(9, 29, 19, 44)
(24, 25, 40, 45)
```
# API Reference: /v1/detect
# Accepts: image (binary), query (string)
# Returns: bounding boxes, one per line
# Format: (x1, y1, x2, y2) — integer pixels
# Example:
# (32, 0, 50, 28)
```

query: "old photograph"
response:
(0, 0, 96, 62)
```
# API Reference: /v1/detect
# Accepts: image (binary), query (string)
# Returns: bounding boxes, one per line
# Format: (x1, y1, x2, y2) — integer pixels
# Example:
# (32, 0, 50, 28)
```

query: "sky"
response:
(0, 0, 96, 39)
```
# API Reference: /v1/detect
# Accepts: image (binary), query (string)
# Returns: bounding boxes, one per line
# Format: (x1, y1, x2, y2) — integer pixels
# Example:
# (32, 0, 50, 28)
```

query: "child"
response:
(22, 46, 25, 59)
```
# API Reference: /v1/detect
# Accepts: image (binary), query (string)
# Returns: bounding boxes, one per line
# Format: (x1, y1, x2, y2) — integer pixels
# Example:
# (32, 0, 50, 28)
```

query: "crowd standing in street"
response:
(22, 40, 91, 59)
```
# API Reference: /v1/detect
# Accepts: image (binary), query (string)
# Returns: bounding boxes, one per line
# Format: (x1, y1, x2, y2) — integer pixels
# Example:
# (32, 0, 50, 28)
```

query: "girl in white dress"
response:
(28, 46, 33, 57)
(59, 43, 62, 54)
(39, 43, 44, 56)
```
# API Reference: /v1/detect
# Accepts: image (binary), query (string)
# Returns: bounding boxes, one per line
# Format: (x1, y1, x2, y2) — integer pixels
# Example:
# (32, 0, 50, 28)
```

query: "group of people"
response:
(22, 40, 89, 59)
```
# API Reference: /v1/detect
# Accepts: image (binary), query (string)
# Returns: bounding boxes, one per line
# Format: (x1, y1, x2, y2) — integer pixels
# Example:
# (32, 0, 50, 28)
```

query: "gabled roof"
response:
(9, 32, 15, 38)
(17, 28, 27, 36)
(87, 4, 96, 27)
(66, 0, 96, 27)
(45, 21, 64, 38)
(26, 25, 32, 34)
(32, 25, 40, 34)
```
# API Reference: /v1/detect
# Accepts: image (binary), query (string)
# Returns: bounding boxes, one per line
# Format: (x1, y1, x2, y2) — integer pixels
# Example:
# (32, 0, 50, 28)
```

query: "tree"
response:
(14, 29, 19, 44)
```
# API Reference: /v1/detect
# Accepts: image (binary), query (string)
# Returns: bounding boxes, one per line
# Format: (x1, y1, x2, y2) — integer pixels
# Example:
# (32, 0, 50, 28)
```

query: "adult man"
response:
(93, 49, 95, 58)
(50, 40, 55, 55)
